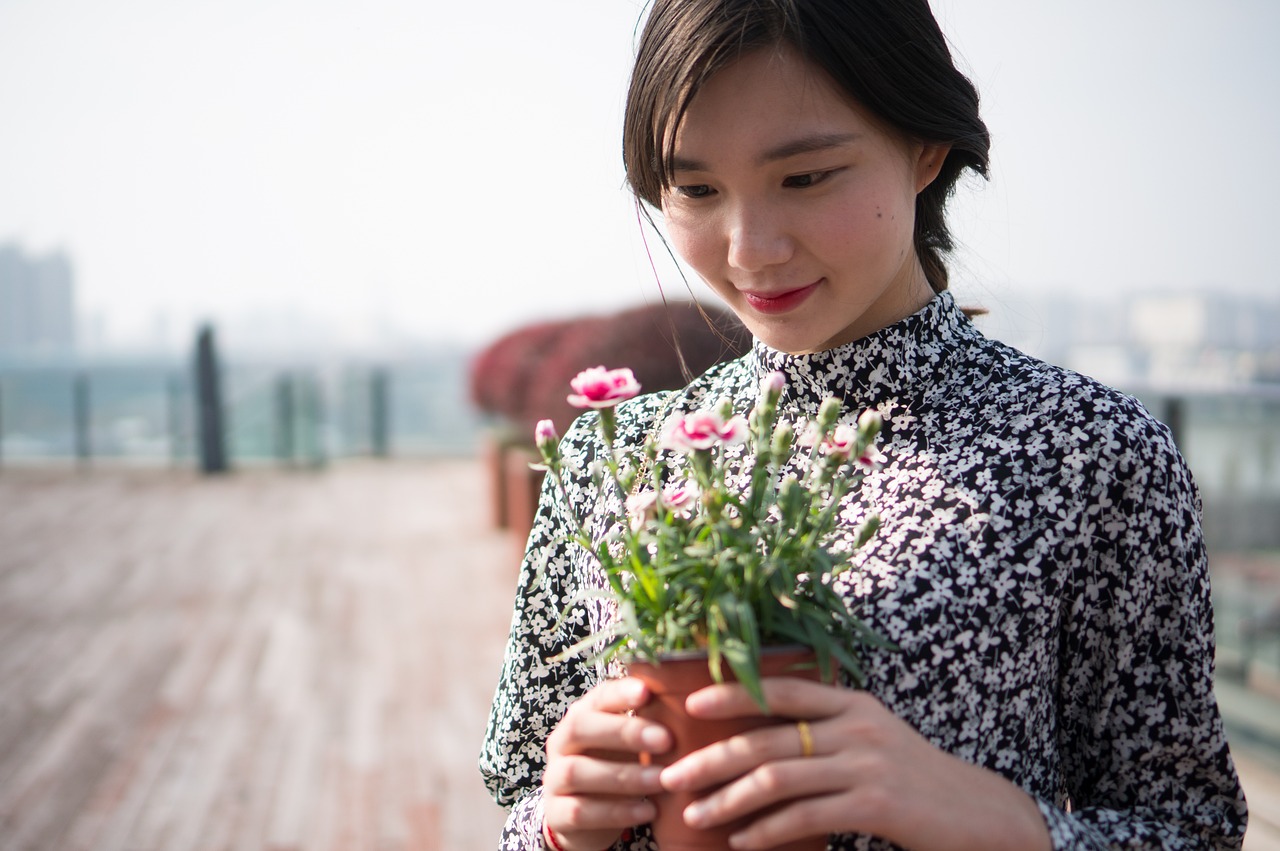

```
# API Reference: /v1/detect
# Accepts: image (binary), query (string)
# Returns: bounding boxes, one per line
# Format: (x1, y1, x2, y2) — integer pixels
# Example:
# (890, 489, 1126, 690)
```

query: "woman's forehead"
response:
(666, 48, 882, 164)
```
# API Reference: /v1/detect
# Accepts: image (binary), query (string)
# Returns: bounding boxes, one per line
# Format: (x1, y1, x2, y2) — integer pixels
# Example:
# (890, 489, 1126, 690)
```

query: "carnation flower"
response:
(566, 366, 642, 409)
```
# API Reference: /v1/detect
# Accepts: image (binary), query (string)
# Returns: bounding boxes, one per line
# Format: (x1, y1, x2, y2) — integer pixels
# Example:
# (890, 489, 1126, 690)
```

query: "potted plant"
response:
(469, 303, 747, 541)
(533, 366, 890, 850)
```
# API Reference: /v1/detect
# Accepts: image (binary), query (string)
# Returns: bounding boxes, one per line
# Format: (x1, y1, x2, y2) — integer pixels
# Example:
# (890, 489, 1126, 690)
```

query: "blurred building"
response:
(982, 290, 1280, 388)
(0, 243, 76, 358)
(1128, 293, 1280, 386)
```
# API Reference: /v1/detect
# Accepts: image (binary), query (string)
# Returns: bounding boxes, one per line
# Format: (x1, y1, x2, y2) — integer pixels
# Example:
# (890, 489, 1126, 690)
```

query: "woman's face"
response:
(661, 47, 947, 355)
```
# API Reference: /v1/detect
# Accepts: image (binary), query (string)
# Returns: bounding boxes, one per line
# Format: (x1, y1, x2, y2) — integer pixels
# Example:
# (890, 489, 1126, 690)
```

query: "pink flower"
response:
(625, 481, 701, 529)
(823, 424, 858, 460)
(856, 445, 886, 471)
(799, 422, 858, 458)
(625, 491, 659, 529)
(660, 480, 701, 513)
(799, 421, 874, 462)
(567, 366, 642, 409)
(659, 410, 749, 452)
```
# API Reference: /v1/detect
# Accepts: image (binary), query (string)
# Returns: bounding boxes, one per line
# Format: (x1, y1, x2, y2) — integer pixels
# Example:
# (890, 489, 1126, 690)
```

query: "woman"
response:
(481, 0, 1249, 848)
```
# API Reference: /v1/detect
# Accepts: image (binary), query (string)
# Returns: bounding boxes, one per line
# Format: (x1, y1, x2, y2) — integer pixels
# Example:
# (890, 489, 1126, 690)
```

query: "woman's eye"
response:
(675, 184, 714, 199)
(782, 170, 836, 189)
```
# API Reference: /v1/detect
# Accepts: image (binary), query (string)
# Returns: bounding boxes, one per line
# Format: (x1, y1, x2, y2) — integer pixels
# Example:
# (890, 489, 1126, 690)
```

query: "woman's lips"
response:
(741, 281, 821, 315)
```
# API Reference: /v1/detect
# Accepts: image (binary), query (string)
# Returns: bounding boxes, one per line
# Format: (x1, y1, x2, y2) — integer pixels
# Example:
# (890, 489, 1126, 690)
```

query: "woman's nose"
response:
(726, 207, 793, 272)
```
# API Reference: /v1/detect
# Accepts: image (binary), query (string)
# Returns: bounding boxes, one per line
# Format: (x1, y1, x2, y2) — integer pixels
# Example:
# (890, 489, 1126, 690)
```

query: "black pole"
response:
(371, 367, 390, 458)
(304, 373, 326, 469)
(167, 374, 187, 468)
(1164, 396, 1186, 456)
(194, 324, 229, 474)
(276, 373, 296, 466)
(74, 371, 91, 468)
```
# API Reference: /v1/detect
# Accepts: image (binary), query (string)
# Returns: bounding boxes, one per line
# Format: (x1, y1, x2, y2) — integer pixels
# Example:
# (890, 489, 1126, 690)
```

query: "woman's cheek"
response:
(666, 212, 721, 278)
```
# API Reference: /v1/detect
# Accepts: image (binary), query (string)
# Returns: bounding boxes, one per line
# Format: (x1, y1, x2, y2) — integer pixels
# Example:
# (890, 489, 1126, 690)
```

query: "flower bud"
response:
(535, 418, 558, 448)
(760, 371, 785, 405)
(534, 419, 559, 463)
(770, 421, 794, 458)
(817, 397, 841, 431)
(857, 409, 883, 442)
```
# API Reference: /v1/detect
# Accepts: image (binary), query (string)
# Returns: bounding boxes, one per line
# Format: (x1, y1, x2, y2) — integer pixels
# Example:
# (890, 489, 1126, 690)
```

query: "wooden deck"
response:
(1, 460, 1278, 850)
(0, 461, 514, 850)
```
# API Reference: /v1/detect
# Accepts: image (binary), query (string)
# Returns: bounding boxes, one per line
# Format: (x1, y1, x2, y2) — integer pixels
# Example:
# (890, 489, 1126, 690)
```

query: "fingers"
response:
(544, 754, 665, 799)
(547, 678, 672, 758)
(724, 791, 865, 850)
(681, 754, 853, 828)
(543, 679, 670, 850)
(683, 675, 857, 720)
(543, 784, 658, 834)
(661, 717, 827, 793)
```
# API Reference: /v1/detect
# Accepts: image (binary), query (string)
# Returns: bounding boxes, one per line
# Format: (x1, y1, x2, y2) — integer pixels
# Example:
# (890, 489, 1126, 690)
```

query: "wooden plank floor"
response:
(1, 460, 1278, 850)
(0, 461, 514, 851)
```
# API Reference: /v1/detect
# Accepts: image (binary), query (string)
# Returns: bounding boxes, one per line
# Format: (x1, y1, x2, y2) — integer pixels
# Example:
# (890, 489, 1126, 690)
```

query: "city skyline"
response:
(2, 0, 1278, 350)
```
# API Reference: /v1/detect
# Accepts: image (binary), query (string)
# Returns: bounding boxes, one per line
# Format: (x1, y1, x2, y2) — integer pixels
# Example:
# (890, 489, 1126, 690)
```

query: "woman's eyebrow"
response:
(758, 132, 860, 164)
(670, 132, 861, 173)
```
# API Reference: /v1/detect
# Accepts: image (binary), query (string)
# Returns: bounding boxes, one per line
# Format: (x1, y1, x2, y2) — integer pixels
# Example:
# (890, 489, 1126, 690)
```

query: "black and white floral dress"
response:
(480, 292, 1248, 850)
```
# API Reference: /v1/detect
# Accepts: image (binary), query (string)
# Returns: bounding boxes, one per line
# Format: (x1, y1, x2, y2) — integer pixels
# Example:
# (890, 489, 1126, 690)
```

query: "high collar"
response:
(750, 291, 976, 411)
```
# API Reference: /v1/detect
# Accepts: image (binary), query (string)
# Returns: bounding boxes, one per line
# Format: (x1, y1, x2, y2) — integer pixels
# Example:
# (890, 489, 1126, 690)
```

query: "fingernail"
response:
(684, 801, 707, 827)
(660, 765, 685, 790)
(640, 766, 663, 788)
(641, 726, 667, 751)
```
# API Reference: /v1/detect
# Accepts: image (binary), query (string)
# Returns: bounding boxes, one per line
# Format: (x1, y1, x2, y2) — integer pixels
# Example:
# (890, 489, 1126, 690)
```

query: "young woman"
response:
(481, 1, 1249, 848)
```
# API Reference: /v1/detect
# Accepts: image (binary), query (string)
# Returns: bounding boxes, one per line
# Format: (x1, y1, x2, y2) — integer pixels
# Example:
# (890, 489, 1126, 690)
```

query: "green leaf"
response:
(721, 638, 768, 712)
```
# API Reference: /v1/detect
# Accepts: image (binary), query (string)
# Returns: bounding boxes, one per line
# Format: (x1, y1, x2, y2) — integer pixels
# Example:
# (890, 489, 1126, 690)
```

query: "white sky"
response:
(1, 0, 1277, 351)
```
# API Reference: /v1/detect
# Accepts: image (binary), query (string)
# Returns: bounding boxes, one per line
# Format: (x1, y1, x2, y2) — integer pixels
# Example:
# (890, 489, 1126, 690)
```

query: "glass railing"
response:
(0, 352, 483, 467)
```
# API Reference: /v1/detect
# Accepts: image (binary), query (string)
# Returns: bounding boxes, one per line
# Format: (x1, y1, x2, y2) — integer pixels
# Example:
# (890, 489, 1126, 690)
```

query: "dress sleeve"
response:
(478, 413, 607, 849)
(1042, 412, 1248, 848)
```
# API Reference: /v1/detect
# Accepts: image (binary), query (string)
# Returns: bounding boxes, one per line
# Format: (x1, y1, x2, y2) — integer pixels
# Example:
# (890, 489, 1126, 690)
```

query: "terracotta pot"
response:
(628, 648, 830, 851)
(481, 431, 511, 530)
(503, 444, 545, 548)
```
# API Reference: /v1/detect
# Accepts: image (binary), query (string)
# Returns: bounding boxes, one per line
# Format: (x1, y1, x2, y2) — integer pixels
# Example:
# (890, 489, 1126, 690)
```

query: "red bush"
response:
(518, 302, 748, 438)
(470, 301, 748, 441)
(468, 318, 574, 421)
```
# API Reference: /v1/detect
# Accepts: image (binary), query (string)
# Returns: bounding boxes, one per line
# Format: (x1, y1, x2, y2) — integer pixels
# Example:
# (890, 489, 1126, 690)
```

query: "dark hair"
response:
(623, 0, 990, 293)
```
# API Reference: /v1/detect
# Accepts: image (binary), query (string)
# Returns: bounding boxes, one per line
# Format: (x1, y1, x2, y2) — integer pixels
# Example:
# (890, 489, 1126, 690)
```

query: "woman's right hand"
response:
(542, 677, 672, 851)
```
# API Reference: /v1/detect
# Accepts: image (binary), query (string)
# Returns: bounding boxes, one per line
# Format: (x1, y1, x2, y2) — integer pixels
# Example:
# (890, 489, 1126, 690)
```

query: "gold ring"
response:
(796, 720, 814, 758)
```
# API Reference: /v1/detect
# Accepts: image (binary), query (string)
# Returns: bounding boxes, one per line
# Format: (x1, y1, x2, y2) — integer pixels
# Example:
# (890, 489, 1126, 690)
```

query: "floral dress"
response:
(479, 292, 1248, 850)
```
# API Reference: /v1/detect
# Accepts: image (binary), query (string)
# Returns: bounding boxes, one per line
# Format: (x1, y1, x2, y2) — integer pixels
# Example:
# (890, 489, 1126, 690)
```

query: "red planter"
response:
(503, 445, 546, 548)
(628, 649, 829, 851)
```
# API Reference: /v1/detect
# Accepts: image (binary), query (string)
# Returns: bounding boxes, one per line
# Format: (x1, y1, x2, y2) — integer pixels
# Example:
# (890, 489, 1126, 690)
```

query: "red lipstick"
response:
(741, 281, 820, 315)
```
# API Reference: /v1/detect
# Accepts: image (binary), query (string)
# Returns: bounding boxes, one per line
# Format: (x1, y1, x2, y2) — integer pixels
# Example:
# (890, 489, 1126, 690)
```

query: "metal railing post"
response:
(194, 325, 229, 474)
(167, 374, 182, 468)
(306, 373, 327, 469)
(74, 371, 91, 468)
(371, 367, 390, 458)
(1164, 396, 1186, 453)
(276, 373, 296, 466)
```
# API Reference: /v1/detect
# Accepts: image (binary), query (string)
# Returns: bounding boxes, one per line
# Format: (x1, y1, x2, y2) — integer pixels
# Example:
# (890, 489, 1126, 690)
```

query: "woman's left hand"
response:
(657, 678, 1051, 851)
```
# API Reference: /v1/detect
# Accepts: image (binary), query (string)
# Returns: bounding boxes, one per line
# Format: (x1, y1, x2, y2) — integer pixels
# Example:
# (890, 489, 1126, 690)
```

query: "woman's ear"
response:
(915, 143, 952, 193)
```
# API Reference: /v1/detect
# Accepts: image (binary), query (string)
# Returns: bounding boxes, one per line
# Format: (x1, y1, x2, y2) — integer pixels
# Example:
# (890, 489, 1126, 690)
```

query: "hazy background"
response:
(2, 0, 1278, 353)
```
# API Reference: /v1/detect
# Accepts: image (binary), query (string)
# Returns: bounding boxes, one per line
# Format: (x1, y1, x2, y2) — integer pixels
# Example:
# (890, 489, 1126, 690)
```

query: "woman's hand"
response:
(658, 678, 1051, 851)
(542, 677, 672, 851)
